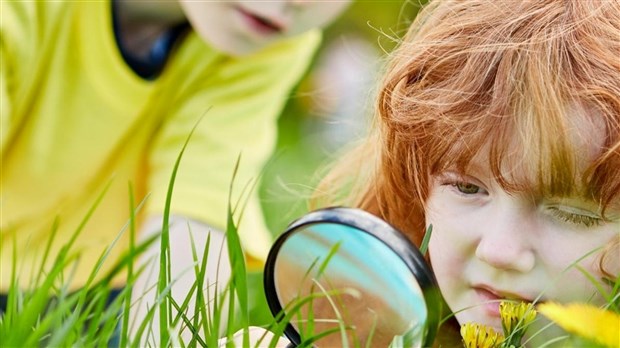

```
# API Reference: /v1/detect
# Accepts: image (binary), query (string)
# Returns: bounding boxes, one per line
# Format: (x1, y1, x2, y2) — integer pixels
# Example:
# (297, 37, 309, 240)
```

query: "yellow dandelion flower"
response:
(499, 301, 537, 334)
(460, 322, 505, 348)
(537, 302, 620, 348)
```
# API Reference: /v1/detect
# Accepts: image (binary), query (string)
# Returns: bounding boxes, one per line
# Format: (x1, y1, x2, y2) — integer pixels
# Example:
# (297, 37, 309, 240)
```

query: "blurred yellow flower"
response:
(499, 301, 537, 335)
(460, 322, 505, 348)
(537, 302, 620, 348)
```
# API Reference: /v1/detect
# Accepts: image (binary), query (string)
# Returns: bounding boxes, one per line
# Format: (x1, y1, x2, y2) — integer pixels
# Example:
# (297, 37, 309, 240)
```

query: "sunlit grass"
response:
(0, 125, 263, 346)
(0, 132, 356, 347)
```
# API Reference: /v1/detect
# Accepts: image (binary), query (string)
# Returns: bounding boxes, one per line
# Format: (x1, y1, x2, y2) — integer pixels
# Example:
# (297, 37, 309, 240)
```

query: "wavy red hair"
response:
(317, 0, 619, 252)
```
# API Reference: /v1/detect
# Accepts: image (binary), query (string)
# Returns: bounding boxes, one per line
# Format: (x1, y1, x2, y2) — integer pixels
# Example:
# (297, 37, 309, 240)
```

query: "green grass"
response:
(0, 131, 370, 347)
(0, 178, 423, 347)
(0, 125, 268, 346)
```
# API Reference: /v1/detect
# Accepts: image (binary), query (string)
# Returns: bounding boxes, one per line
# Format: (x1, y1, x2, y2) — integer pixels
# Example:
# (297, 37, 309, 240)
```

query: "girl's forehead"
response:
(562, 104, 608, 163)
(444, 105, 609, 197)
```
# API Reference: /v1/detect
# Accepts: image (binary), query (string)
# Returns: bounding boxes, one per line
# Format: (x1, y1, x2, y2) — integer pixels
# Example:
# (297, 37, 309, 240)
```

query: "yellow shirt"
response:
(0, 1, 320, 290)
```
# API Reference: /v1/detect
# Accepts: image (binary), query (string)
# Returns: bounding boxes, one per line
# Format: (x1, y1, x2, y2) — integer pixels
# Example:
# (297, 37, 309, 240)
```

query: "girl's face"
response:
(425, 112, 619, 343)
(179, 1, 352, 56)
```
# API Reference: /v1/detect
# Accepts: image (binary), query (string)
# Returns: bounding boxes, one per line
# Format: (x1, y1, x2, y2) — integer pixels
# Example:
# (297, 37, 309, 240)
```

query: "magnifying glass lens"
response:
(272, 223, 427, 347)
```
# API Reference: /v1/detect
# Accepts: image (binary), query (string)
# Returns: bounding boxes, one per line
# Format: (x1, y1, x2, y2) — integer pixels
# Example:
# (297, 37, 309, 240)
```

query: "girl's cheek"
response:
(428, 228, 467, 277)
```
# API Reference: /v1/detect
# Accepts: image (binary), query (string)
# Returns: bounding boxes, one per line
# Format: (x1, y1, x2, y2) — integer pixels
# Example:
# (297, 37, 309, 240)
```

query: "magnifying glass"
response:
(264, 207, 441, 347)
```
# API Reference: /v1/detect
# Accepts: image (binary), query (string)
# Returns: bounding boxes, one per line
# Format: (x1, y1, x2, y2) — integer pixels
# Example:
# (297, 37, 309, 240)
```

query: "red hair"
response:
(317, 0, 620, 250)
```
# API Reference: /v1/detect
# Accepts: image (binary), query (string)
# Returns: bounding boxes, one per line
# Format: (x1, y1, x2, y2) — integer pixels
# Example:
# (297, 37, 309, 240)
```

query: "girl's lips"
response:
(234, 6, 286, 35)
(473, 285, 535, 318)
(475, 287, 503, 317)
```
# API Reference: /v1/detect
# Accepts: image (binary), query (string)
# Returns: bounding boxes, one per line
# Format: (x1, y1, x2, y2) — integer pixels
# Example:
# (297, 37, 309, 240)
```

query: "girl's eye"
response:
(454, 182, 483, 194)
(547, 207, 603, 228)
(437, 172, 487, 196)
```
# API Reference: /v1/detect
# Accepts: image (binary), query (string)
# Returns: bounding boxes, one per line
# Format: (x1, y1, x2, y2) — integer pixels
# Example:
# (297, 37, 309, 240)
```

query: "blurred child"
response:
(318, 0, 619, 345)
(0, 0, 350, 340)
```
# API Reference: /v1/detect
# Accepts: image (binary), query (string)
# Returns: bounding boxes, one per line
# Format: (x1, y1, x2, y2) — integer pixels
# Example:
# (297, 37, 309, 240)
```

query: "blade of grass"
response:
(131, 279, 175, 348)
(170, 295, 208, 347)
(170, 279, 198, 332)
(313, 280, 350, 348)
(195, 232, 212, 345)
(34, 218, 60, 288)
(65, 180, 114, 254)
(206, 280, 232, 347)
(157, 113, 203, 346)
(3, 237, 19, 333)
(576, 264, 612, 305)
(295, 256, 321, 339)
(43, 304, 81, 347)
(299, 326, 353, 347)
(186, 227, 214, 348)
(11, 179, 115, 343)
(363, 311, 378, 348)
(83, 288, 110, 343)
(266, 290, 354, 348)
(5, 249, 81, 346)
(419, 224, 432, 256)
(224, 155, 250, 346)
(186, 228, 202, 348)
(121, 182, 138, 347)
(316, 242, 341, 278)
(89, 233, 159, 290)
(19, 289, 82, 347)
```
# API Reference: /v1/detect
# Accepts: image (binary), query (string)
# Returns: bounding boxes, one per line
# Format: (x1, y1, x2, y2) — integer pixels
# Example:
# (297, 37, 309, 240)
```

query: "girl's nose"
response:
(474, 208, 536, 273)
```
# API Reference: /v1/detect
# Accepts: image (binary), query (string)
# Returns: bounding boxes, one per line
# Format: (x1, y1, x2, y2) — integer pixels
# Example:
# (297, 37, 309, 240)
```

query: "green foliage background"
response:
(260, 0, 420, 235)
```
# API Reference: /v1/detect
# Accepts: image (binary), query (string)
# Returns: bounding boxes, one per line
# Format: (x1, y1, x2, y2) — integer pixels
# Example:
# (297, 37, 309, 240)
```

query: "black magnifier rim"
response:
(263, 206, 441, 347)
